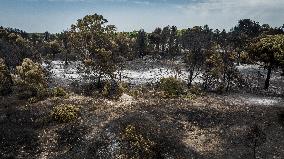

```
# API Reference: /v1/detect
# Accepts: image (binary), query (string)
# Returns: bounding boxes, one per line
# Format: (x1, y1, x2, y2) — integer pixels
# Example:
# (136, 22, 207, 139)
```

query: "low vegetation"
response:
(52, 87, 67, 97)
(159, 77, 184, 98)
(13, 58, 48, 99)
(51, 104, 80, 123)
(0, 58, 12, 96)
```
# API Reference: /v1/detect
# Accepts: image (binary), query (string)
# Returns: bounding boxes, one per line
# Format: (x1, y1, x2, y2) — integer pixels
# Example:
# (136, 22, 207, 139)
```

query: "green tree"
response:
(249, 34, 284, 89)
(136, 29, 147, 58)
(169, 26, 178, 57)
(181, 26, 213, 87)
(149, 27, 162, 53)
(69, 14, 117, 83)
(161, 26, 171, 55)
(230, 19, 262, 64)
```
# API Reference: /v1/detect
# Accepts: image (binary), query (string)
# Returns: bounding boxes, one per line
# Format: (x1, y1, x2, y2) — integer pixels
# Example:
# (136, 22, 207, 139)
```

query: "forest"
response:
(0, 13, 284, 159)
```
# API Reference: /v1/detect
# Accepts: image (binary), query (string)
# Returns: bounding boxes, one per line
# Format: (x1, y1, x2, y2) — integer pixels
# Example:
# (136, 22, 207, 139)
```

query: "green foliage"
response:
(14, 58, 47, 99)
(114, 32, 136, 60)
(249, 34, 284, 89)
(52, 87, 67, 97)
(203, 49, 242, 92)
(249, 34, 284, 65)
(70, 14, 118, 80)
(102, 80, 124, 99)
(51, 104, 80, 123)
(0, 58, 12, 95)
(136, 29, 147, 58)
(159, 77, 184, 98)
(121, 124, 156, 158)
(15, 58, 46, 87)
(203, 50, 224, 89)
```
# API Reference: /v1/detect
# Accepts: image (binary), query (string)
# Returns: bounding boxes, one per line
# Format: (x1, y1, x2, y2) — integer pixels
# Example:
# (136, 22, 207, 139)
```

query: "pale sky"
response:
(0, 0, 283, 33)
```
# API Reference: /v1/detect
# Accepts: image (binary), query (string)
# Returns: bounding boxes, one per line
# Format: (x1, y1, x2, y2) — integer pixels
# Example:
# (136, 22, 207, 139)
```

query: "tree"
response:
(169, 26, 178, 57)
(136, 29, 147, 58)
(44, 31, 50, 41)
(161, 26, 171, 56)
(181, 26, 213, 87)
(0, 27, 35, 67)
(57, 31, 71, 64)
(69, 14, 117, 83)
(249, 34, 284, 89)
(230, 19, 262, 64)
(148, 27, 162, 53)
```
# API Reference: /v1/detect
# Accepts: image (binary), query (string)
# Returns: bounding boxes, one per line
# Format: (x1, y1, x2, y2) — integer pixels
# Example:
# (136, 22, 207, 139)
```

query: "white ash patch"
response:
(224, 93, 282, 106)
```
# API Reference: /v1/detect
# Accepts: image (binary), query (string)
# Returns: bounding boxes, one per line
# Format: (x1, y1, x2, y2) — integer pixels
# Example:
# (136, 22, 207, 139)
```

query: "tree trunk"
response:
(253, 140, 257, 159)
(187, 69, 194, 88)
(281, 67, 284, 76)
(64, 50, 68, 65)
(237, 51, 240, 66)
(264, 65, 272, 90)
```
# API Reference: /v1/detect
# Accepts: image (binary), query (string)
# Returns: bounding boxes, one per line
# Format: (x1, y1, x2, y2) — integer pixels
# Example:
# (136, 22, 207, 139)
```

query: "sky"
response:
(0, 0, 283, 33)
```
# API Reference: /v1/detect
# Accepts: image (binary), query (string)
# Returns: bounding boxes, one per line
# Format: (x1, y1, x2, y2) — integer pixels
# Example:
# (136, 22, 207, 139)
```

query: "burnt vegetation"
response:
(0, 14, 284, 159)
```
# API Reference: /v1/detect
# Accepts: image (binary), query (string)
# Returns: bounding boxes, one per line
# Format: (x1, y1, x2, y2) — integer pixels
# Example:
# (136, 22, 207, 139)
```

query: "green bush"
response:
(121, 124, 156, 158)
(52, 87, 67, 97)
(51, 104, 79, 123)
(159, 77, 184, 98)
(0, 58, 12, 96)
(14, 58, 48, 99)
(102, 80, 124, 99)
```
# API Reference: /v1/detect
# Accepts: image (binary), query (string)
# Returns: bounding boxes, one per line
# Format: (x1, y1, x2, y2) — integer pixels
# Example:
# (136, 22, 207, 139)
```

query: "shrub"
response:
(184, 92, 197, 100)
(159, 77, 184, 98)
(51, 104, 79, 123)
(102, 80, 124, 99)
(189, 85, 203, 96)
(0, 58, 12, 96)
(14, 58, 47, 99)
(121, 124, 156, 158)
(129, 89, 141, 99)
(52, 87, 67, 97)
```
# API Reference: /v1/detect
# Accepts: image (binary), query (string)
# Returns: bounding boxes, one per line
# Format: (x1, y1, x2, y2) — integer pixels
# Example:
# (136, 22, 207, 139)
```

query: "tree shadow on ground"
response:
(87, 106, 205, 159)
(0, 108, 41, 158)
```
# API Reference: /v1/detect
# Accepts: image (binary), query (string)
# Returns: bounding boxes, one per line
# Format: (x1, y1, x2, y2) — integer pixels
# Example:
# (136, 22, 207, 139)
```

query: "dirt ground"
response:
(0, 92, 283, 159)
